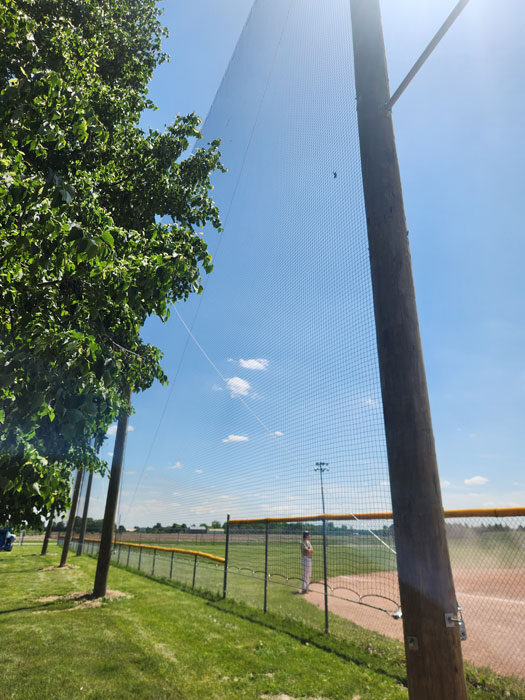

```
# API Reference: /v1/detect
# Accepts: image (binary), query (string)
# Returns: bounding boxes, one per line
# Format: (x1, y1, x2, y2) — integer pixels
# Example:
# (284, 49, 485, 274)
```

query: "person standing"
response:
(300, 530, 313, 593)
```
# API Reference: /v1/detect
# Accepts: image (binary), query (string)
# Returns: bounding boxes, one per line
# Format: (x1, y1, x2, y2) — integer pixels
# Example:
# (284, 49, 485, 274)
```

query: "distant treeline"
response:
(228, 522, 395, 536)
(446, 522, 525, 538)
(52, 517, 125, 533)
(131, 521, 224, 534)
(49, 519, 522, 536)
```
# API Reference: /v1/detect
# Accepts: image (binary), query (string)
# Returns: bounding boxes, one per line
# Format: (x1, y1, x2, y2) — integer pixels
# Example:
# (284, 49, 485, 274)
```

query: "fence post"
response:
(170, 551, 174, 579)
(152, 549, 157, 576)
(138, 547, 142, 571)
(127, 545, 131, 567)
(264, 520, 269, 613)
(223, 514, 230, 599)
(192, 555, 198, 588)
(322, 517, 329, 634)
(117, 544, 121, 564)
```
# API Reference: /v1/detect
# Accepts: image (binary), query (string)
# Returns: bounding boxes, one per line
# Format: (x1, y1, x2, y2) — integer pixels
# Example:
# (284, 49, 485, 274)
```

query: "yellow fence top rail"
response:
(75, 537, 225, 563)
(228, 506, 525, 525)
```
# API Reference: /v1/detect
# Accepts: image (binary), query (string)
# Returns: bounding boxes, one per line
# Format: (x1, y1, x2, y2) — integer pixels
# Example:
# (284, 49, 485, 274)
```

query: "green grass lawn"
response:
(6, 545, 522, 699)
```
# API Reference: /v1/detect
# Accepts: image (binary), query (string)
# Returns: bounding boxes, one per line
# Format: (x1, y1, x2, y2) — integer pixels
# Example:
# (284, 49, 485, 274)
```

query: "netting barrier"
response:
(72, 0, 524, 685)
(113, 0, 392, 556)
(61, 507, 525, 679)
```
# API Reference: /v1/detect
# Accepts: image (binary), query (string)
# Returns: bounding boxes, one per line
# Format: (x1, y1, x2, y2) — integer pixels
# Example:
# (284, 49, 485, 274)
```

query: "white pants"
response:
(302, 555, 312, 591)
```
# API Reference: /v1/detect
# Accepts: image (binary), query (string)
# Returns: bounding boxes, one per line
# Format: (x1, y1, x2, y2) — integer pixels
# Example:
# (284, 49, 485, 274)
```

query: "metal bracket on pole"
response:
(445, 606, 467, 641)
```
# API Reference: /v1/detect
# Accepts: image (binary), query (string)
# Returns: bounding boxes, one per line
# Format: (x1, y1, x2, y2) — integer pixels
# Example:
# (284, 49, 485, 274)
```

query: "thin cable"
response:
(123, 0, 295, 520)
(173, 306, 396, 556)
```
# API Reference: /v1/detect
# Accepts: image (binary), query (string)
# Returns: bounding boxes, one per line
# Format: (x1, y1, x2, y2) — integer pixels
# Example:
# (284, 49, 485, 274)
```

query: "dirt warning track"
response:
(305, 568, 525, 679)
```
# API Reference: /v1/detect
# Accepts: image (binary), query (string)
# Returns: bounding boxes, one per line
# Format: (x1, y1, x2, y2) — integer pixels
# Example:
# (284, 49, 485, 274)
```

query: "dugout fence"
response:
(61, 506, 524, 679)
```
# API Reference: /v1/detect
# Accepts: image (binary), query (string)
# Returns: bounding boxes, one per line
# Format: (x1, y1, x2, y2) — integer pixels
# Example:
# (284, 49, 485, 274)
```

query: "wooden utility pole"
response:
(76, 469, 93, 556)
(349, 1, 467, 698)
(59, 468, 84, 567)
(93, 389, 131, 598)
(40, 516, 53, 556)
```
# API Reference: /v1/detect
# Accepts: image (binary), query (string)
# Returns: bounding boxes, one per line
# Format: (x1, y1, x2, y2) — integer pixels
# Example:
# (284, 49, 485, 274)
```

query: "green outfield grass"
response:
(116, 537, 397, 613)
(111, 529, 525, 645)
(2, 546, 524, 699)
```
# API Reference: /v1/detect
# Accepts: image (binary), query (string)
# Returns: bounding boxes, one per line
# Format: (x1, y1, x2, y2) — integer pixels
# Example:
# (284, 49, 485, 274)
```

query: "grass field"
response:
(120, 529, 525, 620)
(2, 546, 525, 699)
(108, 531, 525, 680)
(108, 538, 399, 626)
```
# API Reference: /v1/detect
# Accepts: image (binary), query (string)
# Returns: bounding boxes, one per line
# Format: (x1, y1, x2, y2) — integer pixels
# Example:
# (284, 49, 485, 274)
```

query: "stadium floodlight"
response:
(314, 462, 329, 514)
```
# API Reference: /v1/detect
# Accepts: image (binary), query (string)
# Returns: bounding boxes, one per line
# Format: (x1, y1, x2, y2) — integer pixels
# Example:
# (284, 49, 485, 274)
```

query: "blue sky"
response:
(88, 0, 524, 528)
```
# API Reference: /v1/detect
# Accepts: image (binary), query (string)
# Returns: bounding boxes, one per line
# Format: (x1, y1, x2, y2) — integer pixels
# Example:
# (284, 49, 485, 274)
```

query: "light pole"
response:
(315, 461, 330, 633)
(314, 462, 329, 514)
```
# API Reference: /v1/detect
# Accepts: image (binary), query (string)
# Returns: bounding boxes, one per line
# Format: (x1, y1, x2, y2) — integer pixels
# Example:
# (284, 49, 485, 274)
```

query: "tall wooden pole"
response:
(93, 388, 131, 598)
(40, 516, 53, 556)
(76, 470, 93, 556)
(59, 468, 84, 567)
(349, 1, 467, 698)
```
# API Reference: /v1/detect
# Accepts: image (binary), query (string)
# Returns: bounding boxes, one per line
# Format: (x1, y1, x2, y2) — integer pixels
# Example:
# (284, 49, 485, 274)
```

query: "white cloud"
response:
(168, 461, 183, 470)
(380, 481, 390, 487)
(441, 480, 451, 488)
(222, 434, 249, 443)
(226, 376, 251, 397)
(211, 384, 223, 392)
(195, 469, 203, 474)
(107, 452, 114, 458)
(464, 475, 489, 486)
(239, 358, 269, 371)
(107, 424, 134, 436)
(274, 431, 283, 436)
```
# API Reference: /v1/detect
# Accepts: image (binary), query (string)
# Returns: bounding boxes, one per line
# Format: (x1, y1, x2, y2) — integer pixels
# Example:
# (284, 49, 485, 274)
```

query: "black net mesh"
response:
(71, 0, 525, 680)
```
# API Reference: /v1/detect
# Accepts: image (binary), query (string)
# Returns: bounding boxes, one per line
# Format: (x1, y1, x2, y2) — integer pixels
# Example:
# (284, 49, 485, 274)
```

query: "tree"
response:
(0, 0, 224, 525)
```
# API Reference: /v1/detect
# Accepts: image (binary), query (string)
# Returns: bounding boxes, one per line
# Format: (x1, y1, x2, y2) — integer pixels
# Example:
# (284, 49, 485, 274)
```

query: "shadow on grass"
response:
(109, 560, 525, 698)
(0, 599, 78, 615)
(0, 568, 51, 575)
(111, 561, 407, 686)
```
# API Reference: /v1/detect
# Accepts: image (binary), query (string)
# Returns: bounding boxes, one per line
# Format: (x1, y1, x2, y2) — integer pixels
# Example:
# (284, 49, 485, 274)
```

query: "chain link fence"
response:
(61, 507, 524, 680)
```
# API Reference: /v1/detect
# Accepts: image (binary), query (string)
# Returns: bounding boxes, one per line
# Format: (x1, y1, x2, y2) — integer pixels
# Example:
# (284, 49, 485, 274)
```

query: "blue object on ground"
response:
(0, 526, 16, 551)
